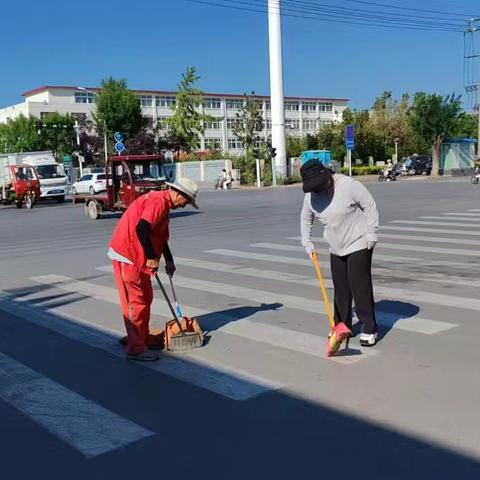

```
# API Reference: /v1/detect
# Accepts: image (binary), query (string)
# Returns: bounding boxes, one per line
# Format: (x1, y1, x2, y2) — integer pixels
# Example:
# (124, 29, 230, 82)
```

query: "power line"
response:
(345, 0, 479, 20)
(284, 0, 470, 25)
(268, 0, 466, 29)
(187, 0, 465, 32)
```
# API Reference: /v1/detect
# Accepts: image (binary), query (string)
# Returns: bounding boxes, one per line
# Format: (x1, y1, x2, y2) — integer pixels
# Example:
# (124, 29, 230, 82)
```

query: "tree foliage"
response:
(232, 92, 264, 151)
(95, 77, 146, 151)
(408, 92, 462, 175)
(164, 66, 213, 154)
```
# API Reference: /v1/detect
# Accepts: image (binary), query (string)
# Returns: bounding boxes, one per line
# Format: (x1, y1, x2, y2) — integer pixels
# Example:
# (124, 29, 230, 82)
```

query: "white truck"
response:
(0, 151, 68, 203)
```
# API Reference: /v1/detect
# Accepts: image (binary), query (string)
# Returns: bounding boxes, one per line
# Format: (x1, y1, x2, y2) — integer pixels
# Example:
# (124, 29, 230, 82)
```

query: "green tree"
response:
(452, 112, 478, 139)
(286, 135, 307, 157)
(165, 66, 213, 154)
(232, 92, 264, 151)
(37, 112, 76, 158)
(409, 92, 462, 175)
(95, 77, 146, 155)
(0, 115, 40, 153)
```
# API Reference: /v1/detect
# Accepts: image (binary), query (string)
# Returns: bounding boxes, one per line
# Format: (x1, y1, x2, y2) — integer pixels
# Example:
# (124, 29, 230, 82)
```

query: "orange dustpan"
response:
(311, 252, 351, 357)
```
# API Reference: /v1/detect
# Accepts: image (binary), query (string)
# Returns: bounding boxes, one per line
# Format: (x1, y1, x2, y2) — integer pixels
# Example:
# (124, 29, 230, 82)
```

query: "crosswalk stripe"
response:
(419, 216, 480, 222)
(287, 236, 480, 257)
(248, 244, 479, 285)
(468, 209, 480, 212)
(0, 350, 153, 458)
(173, 254, 456, 333)
(0, 293, 281, 400)
(207, 246, 475, 316)
(381, 225, 480, 236)
(26, 275, 376, 366)
(264, 242, 479, 268)
(445, 213, 480, 217)
(0, 240, 108, 257)
(394, 220, 480, 227)
(378, 233, 480, 246)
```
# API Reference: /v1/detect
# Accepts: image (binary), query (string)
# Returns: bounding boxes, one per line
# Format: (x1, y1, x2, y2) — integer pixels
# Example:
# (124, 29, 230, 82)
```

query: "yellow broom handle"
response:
(311, 252, 335, 329)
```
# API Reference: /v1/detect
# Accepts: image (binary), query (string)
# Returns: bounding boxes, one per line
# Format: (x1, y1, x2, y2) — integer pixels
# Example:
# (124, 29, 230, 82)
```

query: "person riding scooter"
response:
(215, 169, 233, 190)
(381, 159, 396, 181)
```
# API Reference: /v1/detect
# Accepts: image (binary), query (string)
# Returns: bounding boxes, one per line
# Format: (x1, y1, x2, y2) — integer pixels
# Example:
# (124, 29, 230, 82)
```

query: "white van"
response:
(2, 151, 68, 202)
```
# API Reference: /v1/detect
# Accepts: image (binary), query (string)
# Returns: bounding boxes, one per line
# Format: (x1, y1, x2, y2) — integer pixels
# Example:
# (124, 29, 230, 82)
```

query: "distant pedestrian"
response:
(300, 160, 379, 346)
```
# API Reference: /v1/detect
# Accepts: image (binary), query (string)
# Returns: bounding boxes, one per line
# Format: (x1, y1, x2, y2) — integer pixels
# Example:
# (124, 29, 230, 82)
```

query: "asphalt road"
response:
(1, 176, 480, 479)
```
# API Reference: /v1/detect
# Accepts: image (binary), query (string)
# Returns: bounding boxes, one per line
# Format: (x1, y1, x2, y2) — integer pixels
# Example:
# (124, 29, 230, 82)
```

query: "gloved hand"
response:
(367, 241, 377, 250)
(165, 261, 176, 276)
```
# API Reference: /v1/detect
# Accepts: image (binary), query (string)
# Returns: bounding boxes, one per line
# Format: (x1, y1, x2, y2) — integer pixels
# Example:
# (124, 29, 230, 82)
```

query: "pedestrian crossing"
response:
(1, 206, 480, 458)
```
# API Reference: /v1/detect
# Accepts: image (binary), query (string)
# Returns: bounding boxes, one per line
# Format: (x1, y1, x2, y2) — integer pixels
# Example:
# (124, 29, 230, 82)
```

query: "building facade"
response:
(0, 86, 349, 154)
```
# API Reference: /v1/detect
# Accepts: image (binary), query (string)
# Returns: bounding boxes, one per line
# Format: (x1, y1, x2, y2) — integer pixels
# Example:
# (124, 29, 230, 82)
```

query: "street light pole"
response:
(77, 87, 108, 165)
(394, 138, 399, 164)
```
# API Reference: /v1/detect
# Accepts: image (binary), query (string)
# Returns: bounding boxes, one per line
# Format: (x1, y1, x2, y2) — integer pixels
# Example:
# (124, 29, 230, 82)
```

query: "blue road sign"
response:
(345, 125, 355, 150)
(114, 132, 123, 143)
(115, 142, 125, 154)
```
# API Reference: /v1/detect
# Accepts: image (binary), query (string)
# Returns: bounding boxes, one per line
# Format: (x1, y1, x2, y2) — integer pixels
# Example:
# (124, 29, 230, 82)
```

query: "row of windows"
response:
(74, 92, 96, 104)
(138, 96, 334, 113)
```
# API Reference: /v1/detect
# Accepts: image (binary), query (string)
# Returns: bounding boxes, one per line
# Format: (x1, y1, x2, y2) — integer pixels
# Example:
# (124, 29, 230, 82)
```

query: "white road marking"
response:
(26, 275, 376, 365)
(381, 225, 480, 236)
(379, 233, 480, 246)
(0, 351, 153, 458)
(445, 213, 480, 217)
(419, 217, 480, 223)
(100, 262, 456, 335)
(394, 219, 480, 227)
(287, 237, 480, 258)
(0, 293, 281, 401)
(250, 243, 479, 269)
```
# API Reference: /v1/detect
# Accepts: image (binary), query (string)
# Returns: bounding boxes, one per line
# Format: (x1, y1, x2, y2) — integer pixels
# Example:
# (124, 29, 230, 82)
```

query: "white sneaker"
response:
(360, 332, 377, 347)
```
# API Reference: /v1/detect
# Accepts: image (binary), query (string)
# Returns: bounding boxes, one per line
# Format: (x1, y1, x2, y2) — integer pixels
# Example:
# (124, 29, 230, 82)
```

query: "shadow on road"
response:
(0, 293, 478, 479)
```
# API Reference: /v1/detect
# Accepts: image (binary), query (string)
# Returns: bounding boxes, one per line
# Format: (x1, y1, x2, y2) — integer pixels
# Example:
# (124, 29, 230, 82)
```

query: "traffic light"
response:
(270, 147, 277, 158)
(252, 147, 260, 158)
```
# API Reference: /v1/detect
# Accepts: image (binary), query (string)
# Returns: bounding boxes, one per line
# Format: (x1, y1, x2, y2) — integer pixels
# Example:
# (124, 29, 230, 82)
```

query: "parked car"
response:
(406, 155, 432, 175)
(72, 173, 107, 195)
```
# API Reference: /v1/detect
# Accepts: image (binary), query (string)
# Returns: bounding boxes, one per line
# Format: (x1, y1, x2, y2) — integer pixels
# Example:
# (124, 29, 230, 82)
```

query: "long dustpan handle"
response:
(168, 274, 183, 318)
(154, 274, 182, 330)
(311, 252, 336, 330)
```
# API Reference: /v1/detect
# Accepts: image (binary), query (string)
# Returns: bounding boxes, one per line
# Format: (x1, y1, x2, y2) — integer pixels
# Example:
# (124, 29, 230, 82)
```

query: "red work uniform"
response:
(110, 190, 172, 355)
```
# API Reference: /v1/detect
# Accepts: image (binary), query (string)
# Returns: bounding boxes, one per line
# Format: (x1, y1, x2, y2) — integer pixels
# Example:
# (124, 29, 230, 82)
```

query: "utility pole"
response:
(464, 19, 480, 158)
(268, 0, 287, 181)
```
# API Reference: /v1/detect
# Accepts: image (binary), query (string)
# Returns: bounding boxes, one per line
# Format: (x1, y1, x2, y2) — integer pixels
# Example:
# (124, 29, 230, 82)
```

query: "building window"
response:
(266, 102, 271, 110)
(74, 92, 95, 104)
(286, 119, 300, 130)
(228, 138, 243, 149)
(205, 138, 222, 150)
(140, 95, 153, 107)
(303, 119, 317, 131)
(204, 97, 221, 109)
(227, 118, 241, 130)
(204, 120, 221, 130)
(285, 101, 300, 111)
(266, 119, 272, 129)
(156, 96, 176, 107)
(226, 99, 244, 110)
(40, 112, 50, 119)
(302, 102, 316, 112)
(318, 102, 333, 112)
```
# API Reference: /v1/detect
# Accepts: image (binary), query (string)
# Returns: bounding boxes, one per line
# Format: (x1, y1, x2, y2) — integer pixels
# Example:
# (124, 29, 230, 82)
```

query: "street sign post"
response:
(114, 132, 123, 143)
(345, 125, 355, 176)
(115, 142, 125, 154)
(63, 155, 73, 184)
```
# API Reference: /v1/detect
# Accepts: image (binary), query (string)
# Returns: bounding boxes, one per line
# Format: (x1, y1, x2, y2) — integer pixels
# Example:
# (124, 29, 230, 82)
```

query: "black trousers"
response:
(330, 248, 377, 334)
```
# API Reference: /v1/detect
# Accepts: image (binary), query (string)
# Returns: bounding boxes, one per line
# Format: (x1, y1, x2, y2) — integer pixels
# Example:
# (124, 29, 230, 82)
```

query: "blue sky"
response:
(1, 0, 478, 109)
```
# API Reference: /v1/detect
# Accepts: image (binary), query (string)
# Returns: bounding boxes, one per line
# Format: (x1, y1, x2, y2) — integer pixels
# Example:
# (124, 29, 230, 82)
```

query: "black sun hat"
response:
(300, 159, 333, 193)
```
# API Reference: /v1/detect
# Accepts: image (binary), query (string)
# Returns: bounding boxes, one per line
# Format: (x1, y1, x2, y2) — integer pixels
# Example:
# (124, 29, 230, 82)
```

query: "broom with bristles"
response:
(311, 252, 351, 357)
(154, 274, 203, 352)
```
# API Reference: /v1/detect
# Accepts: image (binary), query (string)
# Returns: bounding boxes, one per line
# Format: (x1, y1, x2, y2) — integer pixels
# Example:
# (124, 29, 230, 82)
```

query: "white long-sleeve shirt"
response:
(301, 174, 379, 257)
